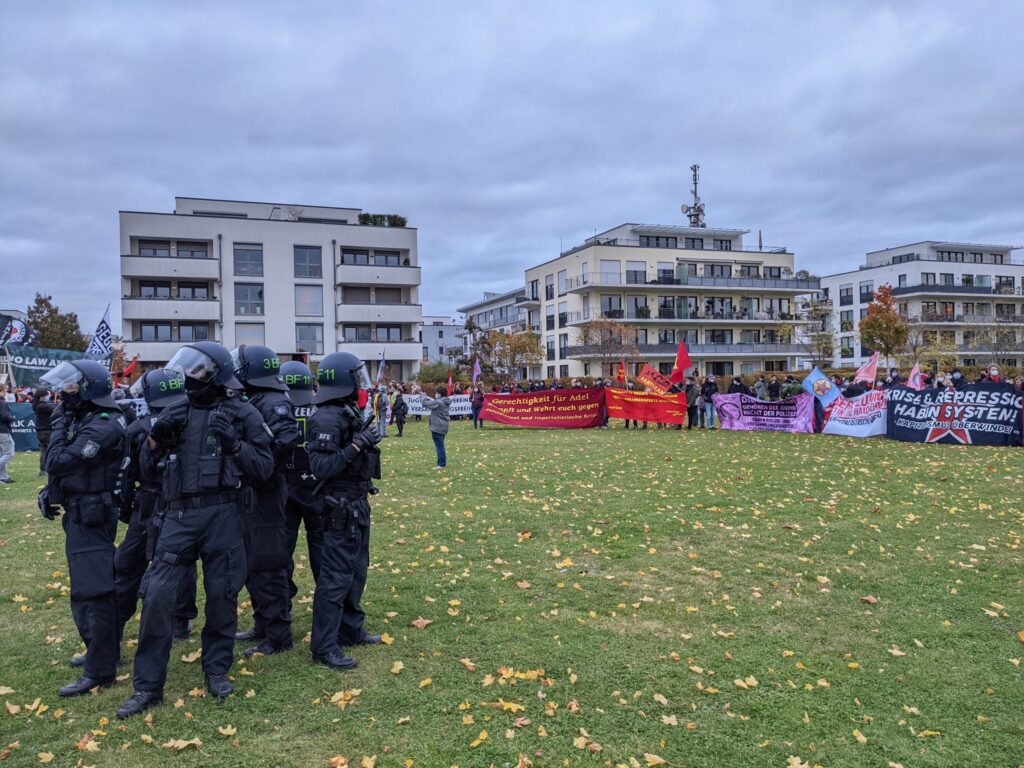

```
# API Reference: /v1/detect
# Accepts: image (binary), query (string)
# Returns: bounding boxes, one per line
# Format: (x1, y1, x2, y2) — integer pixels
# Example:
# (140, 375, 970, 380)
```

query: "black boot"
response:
(353, 633, 382, 645)
(234, 626, 264, 643)
(69, 654, 87, 669)
(313, 651, 358, 670)
(172, 621, 193, 642)
(117, 690, 163, 719)
(59, 674, 114, 697)
(243, 639, 293, 658)
(205, 674, 234, 700)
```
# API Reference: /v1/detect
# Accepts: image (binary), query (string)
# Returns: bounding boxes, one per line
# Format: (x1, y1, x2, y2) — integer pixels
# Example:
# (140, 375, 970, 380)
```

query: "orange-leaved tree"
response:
(859, 284, 909, 366)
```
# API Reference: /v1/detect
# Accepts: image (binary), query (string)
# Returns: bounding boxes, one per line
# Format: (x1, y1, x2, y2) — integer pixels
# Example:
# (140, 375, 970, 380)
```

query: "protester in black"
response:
(33, 390, 55, 477)
(392, 390, 409, 436)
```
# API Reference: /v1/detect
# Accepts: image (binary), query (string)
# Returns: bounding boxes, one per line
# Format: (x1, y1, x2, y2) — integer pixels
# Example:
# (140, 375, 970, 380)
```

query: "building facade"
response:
(522, 223, 819, 380)
(120, 197, 423, 379)
(819, 241, 1024, 369)
(419, 315, 466, 364)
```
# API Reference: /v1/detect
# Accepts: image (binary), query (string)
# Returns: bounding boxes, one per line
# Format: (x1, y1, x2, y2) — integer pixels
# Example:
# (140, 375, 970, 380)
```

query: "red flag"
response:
(616, 359, 627, 384)
(669, 341, 691, 384)
(906, 362, 924, 391)
(853, 351, 879, 384)
(447, 370, 454, 396)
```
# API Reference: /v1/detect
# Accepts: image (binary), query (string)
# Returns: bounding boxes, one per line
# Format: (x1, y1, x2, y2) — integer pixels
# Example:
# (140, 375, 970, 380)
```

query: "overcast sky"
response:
(2, 1, 1022, 331)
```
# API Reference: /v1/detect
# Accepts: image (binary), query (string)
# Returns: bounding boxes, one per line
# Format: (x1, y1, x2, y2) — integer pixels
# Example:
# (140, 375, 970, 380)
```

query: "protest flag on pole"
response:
(472, 357, 482, 386)
(669, 340, 691, 384)
(852, 351, 880, 384)
(85, 304, 113, 360)
(906, 362, 924, 391)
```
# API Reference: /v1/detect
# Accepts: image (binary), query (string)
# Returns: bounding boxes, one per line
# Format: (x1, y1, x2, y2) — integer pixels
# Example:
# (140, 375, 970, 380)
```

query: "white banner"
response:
(404, 394, 473, 417)
(823, 390, 887, 438)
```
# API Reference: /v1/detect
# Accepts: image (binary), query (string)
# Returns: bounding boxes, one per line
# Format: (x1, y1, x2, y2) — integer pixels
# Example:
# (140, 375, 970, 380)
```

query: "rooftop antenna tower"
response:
(680, 163, 706, 228)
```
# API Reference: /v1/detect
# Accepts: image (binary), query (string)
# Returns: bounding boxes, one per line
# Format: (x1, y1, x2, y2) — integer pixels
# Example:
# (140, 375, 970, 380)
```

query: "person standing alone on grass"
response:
(391, 388, 408, 436)
(414, 385, 450, 469)
(0, 388, 14, 484)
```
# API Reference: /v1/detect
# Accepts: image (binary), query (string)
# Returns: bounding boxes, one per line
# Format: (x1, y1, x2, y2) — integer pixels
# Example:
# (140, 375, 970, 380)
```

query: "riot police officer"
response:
(306, 352, 383, 670)
(113, 369, 198, 648)
(230, 345, 301, 657)
(39, 359, 129, 697)
(117, 342, 274, 718)
(280, 361, 324, 602)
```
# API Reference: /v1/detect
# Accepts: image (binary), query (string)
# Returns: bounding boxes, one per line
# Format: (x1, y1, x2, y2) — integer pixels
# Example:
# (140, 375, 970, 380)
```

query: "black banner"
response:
(886, 383, 1023, 446)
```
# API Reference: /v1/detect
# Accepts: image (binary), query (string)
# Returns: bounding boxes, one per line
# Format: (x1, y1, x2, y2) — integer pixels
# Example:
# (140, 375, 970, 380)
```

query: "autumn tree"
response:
(574, 318, 639, 378)
(488, 330, 543, 378)
(26, 293, 88, 350)
(859, 284, 908, 366)
(900, 321, 959, 370)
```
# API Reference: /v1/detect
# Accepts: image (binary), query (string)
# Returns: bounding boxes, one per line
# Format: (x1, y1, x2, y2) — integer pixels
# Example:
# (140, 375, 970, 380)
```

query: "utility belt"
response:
(321, 493, 370, 534)
(66, 492, 116, 527)
(166, 490, 240, 511)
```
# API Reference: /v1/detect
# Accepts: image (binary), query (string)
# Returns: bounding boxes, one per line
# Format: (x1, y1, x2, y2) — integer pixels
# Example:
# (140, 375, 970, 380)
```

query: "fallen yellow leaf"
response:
(418, 678, 432, 689)
(38, 753, 54, 764)
(391, 661, 404, 675)
(217, 725, 237, 736)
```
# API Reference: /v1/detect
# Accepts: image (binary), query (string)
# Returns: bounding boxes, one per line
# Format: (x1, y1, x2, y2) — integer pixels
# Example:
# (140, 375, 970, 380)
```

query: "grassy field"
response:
(0, 420, 1021, 767)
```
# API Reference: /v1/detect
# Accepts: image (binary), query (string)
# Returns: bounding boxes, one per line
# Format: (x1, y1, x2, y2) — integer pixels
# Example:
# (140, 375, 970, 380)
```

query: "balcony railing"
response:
(564, 342, 804, 357)
(914, 313, 1024, 324)
(124, 294, 217, 301)
(566, 272, 819, 291)
(567, 307, 807, 323)
(122, 252, 215, 260)
(891, 283, 1022, 297)
(560, 237, 788, 257)
(861, 253, 1023, 269)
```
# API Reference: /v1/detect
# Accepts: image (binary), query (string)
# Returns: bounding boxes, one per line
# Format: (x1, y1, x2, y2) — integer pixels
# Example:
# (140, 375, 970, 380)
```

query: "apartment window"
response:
(294, 246, 323, 278)
(713, 239, 732, 251)
(658, 362, 673, 376)
(341, 249, 369, 265)
(737, 265, 760, 277)
(558, 333, 568, 358)
(600, 295, 622, 318)
(374, 250, 401, 267)
(898, 302, 908, 317)
(422, 346, 429, 359)
(139, 322, 171, 341)
(975, 275, 992, 288)
(528, 279, 540, 300)
(996, 276, 1015, 292)
(559, 365, 569, 378)
(640, 235, 677, 248)
(658, 328, 675, 344)
(939, 273, 954, 286)
(685, 237, 704, 250)
(139, 281, 171, 298)
(343, 325, 371, 342)
(599, 259, 621, 284)
(376, 325, 402, 342)
(739, 330, 760, 343)
(627, 295, 647, 318)
(138, 240, 170, 258)
(545, 305, 555, 331)
(839, 285, 853, 306)
(233, 244, 263, 276)
(840, 337, 854, 358)
(634, 328, 648, 345)
(706, 329, 733, 344)
(683, 262, 699, 277)
(840, 310, 853, 332)
(545, 275, 555, 300)
(557, 301, 568, 328)
(764, 266, 782, 279)
(547, 366, 555, 378)
(557, 269, 568, 295)
(860, 308, 868, 320)
(235, 322, 265, 346)
(625, 261, 646, 285)
(177, 282, 209, 300)
(375, 286, 402, 304)
(859, 281, 874, 302)
(922, 272, 936, 285)
(546, 338, 555, 361)
(176, 241, 207, 259)
(657, 262, 674, 283)
(704, 264, 731, 278)
(296, 324, 324, 354)
(178, 323, 210, 342)
(234, 283, 264, 315)
(294, 285, 323, 317)
(996, 303, 1016, 317)
(898, 274, 907, 288)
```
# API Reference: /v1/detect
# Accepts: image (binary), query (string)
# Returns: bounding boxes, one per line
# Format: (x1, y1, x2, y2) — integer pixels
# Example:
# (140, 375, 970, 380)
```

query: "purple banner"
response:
(712, 392, 815, 434)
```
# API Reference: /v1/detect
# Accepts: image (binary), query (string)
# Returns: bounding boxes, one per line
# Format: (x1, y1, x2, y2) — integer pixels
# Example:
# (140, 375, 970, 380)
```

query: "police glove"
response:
(209, 411, 242, 453)
(38, 488, 58, 520)
(352, 425, 382, 452)
(149, 414, 183, 449)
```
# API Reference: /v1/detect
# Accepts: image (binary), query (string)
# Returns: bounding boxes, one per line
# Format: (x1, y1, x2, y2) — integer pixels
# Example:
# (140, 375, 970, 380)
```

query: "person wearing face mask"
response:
(38, 360, 129, 697)
(32, 390, 55, 477)
(986, 365, 1002, 384)
(949, 368, 968, 391)
(117, 342, 274, 718)
(700, 374, 720, 430)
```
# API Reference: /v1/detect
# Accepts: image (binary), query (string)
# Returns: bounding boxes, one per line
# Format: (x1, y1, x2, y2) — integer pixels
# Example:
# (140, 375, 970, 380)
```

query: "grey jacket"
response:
(420, 394, 451, 435)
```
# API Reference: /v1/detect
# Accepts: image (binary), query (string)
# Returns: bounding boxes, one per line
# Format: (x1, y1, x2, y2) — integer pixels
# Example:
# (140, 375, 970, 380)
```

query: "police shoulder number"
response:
(274, 404, 290, 416)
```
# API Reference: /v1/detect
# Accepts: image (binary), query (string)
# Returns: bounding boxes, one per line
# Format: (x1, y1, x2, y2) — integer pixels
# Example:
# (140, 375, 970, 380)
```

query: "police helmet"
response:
(314, 352, 371, 404)
(130, 368, 187, 409)
(281, 360, 315, 406)
(166, 341, 242, 389)
(231, 344, 287, 391)
(39, 359, 116, 408)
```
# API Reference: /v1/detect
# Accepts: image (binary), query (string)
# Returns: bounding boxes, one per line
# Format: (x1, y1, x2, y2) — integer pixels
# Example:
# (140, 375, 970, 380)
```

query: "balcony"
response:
(564, 342, 804, 358)
(122, 297, 220, 321)
(335, 262, 421, 287)
(336, 340, 421, 360)
(915, 313, 1024, 325)
(121, 254, 220, 279)
(565, 272, 819, 293)
(124, 338, 219, 362)
(335, 303, 422, 324)
(891, 283, 1022, 297)
(560, 237, 789, 257)
(516, 294, 541, 307)
(566, 307, 810, 324)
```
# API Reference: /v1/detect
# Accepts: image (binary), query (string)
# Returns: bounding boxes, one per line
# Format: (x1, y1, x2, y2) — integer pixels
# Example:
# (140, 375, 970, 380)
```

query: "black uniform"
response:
(131, 395, 273, 693)
(285, 400, 324, 597)
(306, 401, 380, 657)
(241, 390, 301, 649)
(46, 403, 129, 682)
(114, 412, 198, 643)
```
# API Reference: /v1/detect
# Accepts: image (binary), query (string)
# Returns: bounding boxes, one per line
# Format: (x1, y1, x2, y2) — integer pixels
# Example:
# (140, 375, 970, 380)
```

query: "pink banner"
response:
(712, 393, 815, 434)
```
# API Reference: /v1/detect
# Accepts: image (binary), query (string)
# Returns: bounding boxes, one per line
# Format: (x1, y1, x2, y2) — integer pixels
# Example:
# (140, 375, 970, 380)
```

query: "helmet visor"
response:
(129, 374, 148, 399)
(353, 362, 372, 391)
(167, 346, 219, 383)
(230, 346, 244, 375)
(39, 361, 84, 393)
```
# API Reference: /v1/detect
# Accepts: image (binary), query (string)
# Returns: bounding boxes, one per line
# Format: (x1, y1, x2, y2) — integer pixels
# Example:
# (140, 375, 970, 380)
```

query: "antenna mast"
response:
(679, 163, 706, 228)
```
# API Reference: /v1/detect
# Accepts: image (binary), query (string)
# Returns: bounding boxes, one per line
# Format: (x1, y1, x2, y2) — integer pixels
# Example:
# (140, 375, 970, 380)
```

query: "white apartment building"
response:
(820, 241, 1024, 369)
(418, 315, 466, 364)
(120, 197, 423, 380)
(523, 223, 819, 380)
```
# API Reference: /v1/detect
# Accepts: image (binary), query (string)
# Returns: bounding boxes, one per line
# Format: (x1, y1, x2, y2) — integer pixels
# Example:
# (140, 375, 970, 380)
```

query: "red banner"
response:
(636, 364, 673, 395)
(480, 388, 605, 429)
(604, 388, 688, 425)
